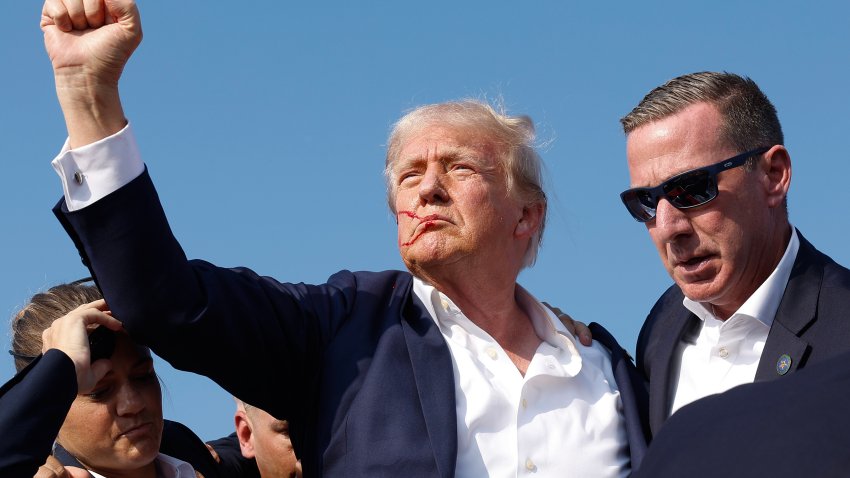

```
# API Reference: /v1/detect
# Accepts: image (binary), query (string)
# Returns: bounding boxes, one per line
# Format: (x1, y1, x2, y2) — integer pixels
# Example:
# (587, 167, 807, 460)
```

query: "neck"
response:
(416, 263, 542, 373)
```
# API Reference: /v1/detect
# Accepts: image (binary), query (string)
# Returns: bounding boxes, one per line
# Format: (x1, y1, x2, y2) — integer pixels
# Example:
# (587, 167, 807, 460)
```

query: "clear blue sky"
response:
(2, 1, 849, 441)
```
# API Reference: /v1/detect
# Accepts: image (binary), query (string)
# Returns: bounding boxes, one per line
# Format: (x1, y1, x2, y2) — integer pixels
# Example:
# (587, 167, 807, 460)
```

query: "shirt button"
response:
(440, 299, 449, 310)
(521, 398, 528, 409)
(486, 347, 498, 360)
(73, 171, 84, 185)
(718, 346, 729, 358)
(525, 458, 536, 471)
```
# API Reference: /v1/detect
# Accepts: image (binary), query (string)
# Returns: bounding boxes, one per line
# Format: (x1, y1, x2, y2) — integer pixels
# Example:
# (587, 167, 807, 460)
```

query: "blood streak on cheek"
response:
(401, 222, 435, 246)
(398, 210, 435, 247)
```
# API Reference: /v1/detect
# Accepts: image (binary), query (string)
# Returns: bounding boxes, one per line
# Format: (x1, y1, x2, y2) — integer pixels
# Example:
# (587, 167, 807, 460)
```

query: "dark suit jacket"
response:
(636, 230, 850, 436)
(0, 349, 254, 478)
(54, 170, 649, 476)
(632, 348, 850, 478)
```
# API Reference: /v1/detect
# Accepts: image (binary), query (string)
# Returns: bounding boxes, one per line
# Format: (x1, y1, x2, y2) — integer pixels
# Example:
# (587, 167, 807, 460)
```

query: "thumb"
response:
(65, 466, 92, 478)
(80, 359, 113, 394)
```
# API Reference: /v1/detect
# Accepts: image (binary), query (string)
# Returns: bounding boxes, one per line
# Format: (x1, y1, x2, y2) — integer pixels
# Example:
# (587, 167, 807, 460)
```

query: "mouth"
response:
(398, 211, 451, 247)
(674, 254, 714, 273)
(118, 422, 154, 440)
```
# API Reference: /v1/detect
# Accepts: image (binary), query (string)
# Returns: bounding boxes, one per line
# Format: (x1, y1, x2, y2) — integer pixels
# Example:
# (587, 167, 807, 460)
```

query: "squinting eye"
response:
(398, 172, 420, 184)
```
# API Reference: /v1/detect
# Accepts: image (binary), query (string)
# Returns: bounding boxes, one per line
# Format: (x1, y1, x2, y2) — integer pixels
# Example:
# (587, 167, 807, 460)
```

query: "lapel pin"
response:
(776, 354, 792, 375)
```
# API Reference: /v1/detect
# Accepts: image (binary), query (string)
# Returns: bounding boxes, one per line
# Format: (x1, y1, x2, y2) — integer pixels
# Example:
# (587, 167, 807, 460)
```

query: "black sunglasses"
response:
(620, 147, 770, 222)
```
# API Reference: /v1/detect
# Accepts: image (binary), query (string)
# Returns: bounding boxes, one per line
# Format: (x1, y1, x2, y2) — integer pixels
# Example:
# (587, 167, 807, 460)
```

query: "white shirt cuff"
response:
(51, 123, 145, 212)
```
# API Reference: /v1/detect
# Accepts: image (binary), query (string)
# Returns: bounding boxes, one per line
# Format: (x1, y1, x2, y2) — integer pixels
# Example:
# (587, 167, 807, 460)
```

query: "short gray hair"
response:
(385, 100, 547, 268)
(621, 71, 784, 153)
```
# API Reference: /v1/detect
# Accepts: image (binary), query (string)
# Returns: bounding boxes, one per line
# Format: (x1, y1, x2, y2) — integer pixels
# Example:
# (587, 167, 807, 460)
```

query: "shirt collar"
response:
(411, 277, 583, 377)
(683, 227, 800, 327)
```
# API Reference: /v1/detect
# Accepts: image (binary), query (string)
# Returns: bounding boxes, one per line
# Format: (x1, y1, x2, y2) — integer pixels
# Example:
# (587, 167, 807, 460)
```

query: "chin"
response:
(678, 280, 724, 304)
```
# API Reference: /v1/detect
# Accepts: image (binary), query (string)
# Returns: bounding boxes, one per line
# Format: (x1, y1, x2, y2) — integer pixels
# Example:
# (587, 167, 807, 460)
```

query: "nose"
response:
(418, 163, 449, 205)
(651, 198, 693, 242)
(115, 382, 146, 416)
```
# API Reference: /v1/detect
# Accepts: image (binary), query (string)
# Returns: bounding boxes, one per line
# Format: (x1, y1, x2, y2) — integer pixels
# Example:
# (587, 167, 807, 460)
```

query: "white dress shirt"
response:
(53, 124, 630, 477)
(414, 278, 629, 478)
(88, 453, 197, 478)
(670, 229, 800, 414)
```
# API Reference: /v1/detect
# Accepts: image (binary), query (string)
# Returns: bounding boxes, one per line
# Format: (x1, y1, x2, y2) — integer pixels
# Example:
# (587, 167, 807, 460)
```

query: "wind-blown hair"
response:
(385, 100, 547, 268)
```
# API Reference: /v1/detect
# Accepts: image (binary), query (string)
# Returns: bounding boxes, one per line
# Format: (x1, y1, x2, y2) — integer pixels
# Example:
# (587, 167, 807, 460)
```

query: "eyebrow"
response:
(396, 144, 477, 165)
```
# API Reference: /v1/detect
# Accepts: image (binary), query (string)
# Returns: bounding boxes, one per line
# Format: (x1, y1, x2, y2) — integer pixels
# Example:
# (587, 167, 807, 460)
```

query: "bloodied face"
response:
(391, 125, 540, 277)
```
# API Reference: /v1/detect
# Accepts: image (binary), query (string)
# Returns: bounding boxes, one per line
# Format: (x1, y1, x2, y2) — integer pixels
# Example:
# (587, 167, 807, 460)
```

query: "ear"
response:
(760, 145, 791, 208)
(515, 202, 545, 239)
(234, 410, 256, 458)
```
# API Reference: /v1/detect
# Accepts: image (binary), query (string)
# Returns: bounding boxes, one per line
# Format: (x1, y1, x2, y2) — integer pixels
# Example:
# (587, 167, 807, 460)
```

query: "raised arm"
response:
(41, 0, 141, 148)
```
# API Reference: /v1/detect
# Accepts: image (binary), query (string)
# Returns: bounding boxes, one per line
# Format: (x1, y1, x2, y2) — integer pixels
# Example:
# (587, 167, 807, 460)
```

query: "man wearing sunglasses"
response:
(619, 71, 850, 438)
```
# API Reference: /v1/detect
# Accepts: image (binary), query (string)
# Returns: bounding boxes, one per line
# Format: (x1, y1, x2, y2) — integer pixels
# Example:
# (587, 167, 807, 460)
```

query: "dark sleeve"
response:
(206, 433, 261, 478)
(53, 169, 359, 423)
(632, 350, 850, 478)
(0, 350, 77, 477)
(159, 421, 259, 478)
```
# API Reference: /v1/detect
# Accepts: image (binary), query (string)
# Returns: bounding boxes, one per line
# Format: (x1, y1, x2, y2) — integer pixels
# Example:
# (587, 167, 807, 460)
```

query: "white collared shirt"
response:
(413, 278, 629, 478)
(88, 453, 196, 478)
(670, 229, 800, 415)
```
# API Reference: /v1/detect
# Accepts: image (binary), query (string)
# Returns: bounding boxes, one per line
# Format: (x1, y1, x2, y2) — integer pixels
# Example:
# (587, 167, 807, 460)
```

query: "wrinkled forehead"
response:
(393, 123, 502, 165)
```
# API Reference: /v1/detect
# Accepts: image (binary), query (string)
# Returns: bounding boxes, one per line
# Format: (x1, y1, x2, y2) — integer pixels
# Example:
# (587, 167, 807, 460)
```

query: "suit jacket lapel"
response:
(398, 282, 457, 478)
(756, 232, 823, 380)
(589, 323, 649, 469)
(650, 309, 700, 434)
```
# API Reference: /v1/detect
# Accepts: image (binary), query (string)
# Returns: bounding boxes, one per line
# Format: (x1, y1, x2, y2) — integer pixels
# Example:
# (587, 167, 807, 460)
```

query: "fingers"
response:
(33, 457, 88, 478)
(34, 455, 65, 478)
(572, 321, 593, 347)
(41, 301, 123, 355)
(40, 0, 112, 32)
(83, 0, 106, 28)
(65, 467, 91, 478)
(41, 0, 73, 32)
(542, 301, 593, 346)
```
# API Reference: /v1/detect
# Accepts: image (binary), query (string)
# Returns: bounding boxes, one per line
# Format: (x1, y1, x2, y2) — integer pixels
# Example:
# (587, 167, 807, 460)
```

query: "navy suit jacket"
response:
(0, 349, 254, 478)
(632, 348, 850, 478)
(636, 230, 850, 436)
(55, 170, 649, 476)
